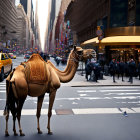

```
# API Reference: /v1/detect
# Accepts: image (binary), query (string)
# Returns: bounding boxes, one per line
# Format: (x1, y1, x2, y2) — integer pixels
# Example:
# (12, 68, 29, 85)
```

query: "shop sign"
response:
(96, 29, 103, 36)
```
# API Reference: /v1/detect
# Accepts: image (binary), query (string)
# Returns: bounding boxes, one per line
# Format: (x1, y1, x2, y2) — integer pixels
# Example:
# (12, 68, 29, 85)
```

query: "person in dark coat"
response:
(85, 61, 92, 81)
(93, 62, 101, 82)
(128, 58, 136, 83)
(116, 61, 120, 79)
(109, 59, 117, 82)
(119, 60, 125, 81)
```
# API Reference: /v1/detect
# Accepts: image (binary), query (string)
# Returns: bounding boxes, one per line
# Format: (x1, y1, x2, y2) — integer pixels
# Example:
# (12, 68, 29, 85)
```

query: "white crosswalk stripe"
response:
(77, 90, 96, 93)
(1, 107, 140, 116)
(100, 89, 140, 92)
(105, 93, 140, 95)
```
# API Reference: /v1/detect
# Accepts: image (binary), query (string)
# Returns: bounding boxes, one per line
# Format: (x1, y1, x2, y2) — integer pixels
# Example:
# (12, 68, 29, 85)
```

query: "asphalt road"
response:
(0, 56, 140, 140)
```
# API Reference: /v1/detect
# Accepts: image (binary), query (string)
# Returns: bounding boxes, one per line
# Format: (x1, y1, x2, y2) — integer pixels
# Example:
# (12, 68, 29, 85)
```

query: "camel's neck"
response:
(48, 51, 79, 83)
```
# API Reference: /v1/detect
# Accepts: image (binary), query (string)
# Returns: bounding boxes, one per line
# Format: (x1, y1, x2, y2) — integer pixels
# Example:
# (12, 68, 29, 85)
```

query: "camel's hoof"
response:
(20, 133, 25, 136)
(14, 133, 18, 136)
(48, 131, 53, 135)
(38, 130, 43, 134)
(5, 133, 10, 137)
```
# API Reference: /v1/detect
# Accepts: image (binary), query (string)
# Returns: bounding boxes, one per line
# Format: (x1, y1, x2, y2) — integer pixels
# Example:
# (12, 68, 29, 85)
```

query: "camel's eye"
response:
(78, 51, 83, 55)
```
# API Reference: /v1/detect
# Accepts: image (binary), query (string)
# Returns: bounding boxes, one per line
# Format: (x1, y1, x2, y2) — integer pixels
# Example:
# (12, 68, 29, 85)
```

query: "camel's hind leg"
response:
(4, 110, 10, 136)
(12, 109, 18, 136)
(47, 90, 56, 135)
(17, 99, 26, 136)
(36, 94, 45, 134)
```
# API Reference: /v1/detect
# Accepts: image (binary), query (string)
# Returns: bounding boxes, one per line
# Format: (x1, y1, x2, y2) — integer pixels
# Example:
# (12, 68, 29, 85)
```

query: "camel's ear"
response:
(73, 45, 76, 51)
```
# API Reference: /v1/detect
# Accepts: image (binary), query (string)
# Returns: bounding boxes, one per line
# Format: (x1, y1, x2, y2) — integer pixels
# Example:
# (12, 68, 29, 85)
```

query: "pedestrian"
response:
(93, 62, 100, 82)
(85, 61, 92, 81)
(116, 61, 120, 79)
(109, 59, 117, 82)
(128, 58, 136, 83)
(119, 60, 125, 81)
(56, 57, 60, 66)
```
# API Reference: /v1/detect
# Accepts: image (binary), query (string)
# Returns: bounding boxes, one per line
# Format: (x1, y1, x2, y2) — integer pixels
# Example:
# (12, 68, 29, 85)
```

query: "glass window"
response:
(136, 0, 140, 26)
(1, 54, 5, 60)
(110, 0, 128, 27)
(4, 54, 9, 59)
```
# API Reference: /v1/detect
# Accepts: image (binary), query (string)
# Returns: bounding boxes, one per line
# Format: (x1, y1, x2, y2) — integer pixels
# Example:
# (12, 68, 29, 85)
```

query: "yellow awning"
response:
(81, 37, 99, 46)
(81, 36, 140, 46)
(100, 36, 140, 46)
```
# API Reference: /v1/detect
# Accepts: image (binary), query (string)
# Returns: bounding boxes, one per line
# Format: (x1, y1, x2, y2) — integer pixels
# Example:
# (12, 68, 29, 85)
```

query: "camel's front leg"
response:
(47, 90, 56, 135)
(36, 94, 45, 134)
(17, 99, 26, 136)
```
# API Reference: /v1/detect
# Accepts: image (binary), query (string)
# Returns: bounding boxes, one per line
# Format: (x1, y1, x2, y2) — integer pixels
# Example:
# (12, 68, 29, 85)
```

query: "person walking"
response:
(116, 61, 120, 79)
(119, 60, 125, 81)
(109, 59, 117, 82)
(93, 62, 100, 82)
(128, 58, 136, 83)
(85, 61, 92, 81)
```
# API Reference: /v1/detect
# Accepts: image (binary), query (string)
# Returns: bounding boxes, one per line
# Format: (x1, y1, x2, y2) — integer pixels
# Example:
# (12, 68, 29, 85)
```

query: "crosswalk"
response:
(0, 82, 140, 116)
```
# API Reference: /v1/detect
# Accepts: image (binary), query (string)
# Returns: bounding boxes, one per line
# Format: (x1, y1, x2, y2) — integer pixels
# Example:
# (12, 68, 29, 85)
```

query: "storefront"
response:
(81, 35, 140, 65)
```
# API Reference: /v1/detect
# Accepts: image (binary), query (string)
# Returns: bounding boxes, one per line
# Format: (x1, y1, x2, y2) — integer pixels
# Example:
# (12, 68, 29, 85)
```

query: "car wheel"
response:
(0, 68, 4, 82)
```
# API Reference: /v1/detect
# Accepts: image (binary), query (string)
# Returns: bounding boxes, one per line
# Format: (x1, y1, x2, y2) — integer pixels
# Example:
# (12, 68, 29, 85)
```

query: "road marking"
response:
(0, 85, 6, 87)
(100, 90, 140, 92)
(79, 94, 88, 97)
(73, 108, 121, 114)
(106, 93, 140, 95)
(0, 90, 6, 93)
(1, 107, 140, 116)
(0, 109, 56, 116)
(113, 96, 140, 99)
(77, 90, 96, 93)
(0, 87, 6, 89)
(100, 86, 140, 89)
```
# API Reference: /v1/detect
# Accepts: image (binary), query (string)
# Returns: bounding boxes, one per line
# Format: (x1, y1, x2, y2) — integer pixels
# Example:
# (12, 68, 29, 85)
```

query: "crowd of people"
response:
(85, 58, 140, 84)
(85, 59, 102, 82)
(109, 58, 140, 83)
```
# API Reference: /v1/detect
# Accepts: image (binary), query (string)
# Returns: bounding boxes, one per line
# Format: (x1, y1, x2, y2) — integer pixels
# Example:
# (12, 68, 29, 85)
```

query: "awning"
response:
(81, 37, 99, 46)
(81, 36, 140, 46)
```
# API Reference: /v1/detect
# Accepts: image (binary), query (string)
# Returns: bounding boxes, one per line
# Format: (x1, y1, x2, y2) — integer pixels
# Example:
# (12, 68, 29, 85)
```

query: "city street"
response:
(0, 56, 140, 140)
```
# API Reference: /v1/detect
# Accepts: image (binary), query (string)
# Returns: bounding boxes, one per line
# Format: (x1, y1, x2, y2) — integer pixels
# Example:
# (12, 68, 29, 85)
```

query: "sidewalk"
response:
(61, 72, 140, 87)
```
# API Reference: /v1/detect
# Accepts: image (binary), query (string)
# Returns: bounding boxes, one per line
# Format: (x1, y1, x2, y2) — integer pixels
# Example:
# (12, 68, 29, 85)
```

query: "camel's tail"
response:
(3, 70, 17, 116)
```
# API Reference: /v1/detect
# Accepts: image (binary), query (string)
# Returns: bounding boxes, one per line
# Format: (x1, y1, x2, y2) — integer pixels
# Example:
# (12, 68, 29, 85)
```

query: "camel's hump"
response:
(24, 54, 48, 84)
(26, 53, 45, 62)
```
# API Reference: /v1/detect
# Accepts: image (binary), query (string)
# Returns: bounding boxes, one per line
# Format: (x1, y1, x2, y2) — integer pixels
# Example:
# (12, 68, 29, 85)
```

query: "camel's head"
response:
(82, 49, 96, 61)
(73, 45, 83, 61)
(72, 46, 96, 61)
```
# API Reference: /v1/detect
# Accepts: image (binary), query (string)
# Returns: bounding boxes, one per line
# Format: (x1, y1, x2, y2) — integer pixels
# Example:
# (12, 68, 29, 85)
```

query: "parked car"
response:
(8, 53, 16, 59)
(0, 53, 13, 81)
(24, 54, 30, 59)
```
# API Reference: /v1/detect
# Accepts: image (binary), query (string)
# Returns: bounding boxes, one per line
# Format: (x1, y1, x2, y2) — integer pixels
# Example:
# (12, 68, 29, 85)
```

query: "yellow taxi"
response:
(0, 53, 13, 81)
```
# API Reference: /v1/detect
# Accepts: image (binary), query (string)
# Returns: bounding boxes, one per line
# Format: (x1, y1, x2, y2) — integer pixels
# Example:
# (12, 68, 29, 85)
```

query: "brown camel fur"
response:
(4, 46, 94, 136)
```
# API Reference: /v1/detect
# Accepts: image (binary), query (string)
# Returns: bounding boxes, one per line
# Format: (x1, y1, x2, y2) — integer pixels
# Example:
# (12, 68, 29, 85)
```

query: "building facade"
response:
(16, 4, 28, 53)
(20, 0, 35, 50)
(65, 0, 140, 64)
(0, 0, 17, 52)
(54, 0, 72, 56)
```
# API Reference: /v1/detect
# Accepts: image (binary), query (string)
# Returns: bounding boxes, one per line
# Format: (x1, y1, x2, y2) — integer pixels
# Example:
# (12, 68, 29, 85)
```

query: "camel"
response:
(3, 46, 94, 136)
